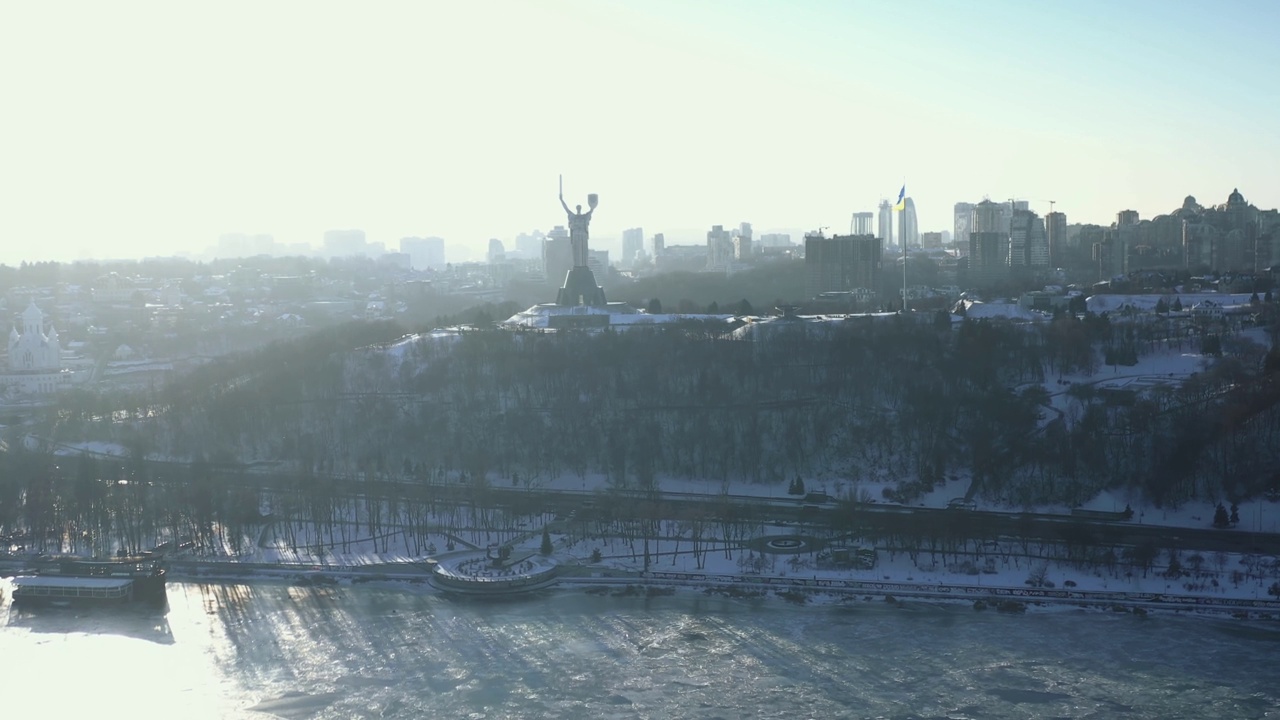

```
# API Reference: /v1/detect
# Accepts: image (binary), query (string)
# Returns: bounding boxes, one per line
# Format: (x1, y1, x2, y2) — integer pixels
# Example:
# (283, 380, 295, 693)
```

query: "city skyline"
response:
(84, 185, 1280, 265)
(3, 0, 1278, 265)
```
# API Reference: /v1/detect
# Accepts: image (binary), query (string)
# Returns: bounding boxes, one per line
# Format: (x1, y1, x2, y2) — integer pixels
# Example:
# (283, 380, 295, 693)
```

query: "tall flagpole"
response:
(901, 186, 908, 314)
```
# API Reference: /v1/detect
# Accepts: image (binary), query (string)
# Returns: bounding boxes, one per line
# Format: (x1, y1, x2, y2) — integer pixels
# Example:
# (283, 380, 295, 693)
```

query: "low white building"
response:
(1191, 300, 1225, 322)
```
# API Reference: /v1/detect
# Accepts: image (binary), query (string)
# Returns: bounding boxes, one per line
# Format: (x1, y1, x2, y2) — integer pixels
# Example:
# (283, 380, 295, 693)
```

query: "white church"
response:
(4, 301, 69, 396)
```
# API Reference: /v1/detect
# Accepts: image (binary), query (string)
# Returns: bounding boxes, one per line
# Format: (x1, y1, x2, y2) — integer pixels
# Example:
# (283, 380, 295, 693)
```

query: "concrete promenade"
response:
(561, 569, 1280, 615)
(7, 555, 1278, 616)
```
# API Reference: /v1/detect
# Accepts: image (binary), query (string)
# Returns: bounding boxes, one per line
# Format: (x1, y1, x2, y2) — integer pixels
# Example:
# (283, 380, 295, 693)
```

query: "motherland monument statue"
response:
(559, 175, 597, 268)
(555, 175, 607, 307)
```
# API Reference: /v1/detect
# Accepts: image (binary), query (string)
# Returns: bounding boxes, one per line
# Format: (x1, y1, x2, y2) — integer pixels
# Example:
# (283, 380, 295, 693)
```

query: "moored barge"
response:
(10, 556, 167, 607)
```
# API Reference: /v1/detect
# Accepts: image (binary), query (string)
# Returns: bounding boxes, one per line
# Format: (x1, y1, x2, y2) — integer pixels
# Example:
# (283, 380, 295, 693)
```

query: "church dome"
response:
(1227, 188, 1245, 205)
(1174, 195, 1201, 219)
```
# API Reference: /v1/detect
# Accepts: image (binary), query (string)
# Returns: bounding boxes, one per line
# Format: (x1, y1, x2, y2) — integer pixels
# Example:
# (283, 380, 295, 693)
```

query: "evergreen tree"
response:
(1230, 503, 1240, 526)
(1200, 334, 1222, 356)
(1154, 297, 1168, 314)
(1266, 348, 1280, 375)
(646, 297, 663, 314)
(707, 300, 720, 314)
(540, 526, 553, 555)
(736, 298, 754, 316)
(1213, 503, 1230, 528)
(1172, 296, 1183, 312)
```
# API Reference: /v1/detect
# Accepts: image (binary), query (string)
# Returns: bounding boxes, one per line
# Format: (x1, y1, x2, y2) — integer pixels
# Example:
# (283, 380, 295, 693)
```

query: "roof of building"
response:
(502, 303, 733, 329)
(1085, 293, 1254, 314)
(12, 576, 133, 589)
(958, 300, 1049, 322)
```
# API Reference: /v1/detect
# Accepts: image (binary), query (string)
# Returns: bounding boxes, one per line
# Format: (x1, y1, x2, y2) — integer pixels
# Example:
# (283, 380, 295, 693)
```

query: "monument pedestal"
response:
(556, 266, 607, 307)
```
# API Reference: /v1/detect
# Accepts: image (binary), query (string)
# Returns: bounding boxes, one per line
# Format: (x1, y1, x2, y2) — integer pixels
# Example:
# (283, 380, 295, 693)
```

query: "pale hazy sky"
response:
(2, 0, 1278, 265)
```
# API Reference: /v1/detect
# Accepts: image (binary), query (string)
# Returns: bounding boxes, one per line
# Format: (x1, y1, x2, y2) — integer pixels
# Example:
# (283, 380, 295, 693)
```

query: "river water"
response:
(1, 580, 1277, 719)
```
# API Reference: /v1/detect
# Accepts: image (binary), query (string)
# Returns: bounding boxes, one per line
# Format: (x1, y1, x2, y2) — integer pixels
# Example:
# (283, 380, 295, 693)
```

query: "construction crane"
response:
(1013, 197, 1059, 213)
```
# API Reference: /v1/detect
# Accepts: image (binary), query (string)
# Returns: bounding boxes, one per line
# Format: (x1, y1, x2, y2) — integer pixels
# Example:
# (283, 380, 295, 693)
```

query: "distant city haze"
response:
(2, 0, 1277, 265)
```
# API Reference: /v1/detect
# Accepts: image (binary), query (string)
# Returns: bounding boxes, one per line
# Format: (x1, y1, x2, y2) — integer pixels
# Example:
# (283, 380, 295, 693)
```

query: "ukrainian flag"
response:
(893, 185, 906, 211)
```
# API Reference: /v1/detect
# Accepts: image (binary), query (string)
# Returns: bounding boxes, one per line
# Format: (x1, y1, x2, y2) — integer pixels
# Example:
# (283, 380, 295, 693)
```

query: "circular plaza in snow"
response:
(429, 551, 560, 594)
(746, 534, 827, 556)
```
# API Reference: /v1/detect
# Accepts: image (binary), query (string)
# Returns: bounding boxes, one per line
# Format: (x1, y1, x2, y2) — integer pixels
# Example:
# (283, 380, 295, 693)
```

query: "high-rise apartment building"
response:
(900, 198, 919, 250)
(400, 236, 445, 271)
(971, 200, 1005, 234)
(543, 226, 572, 286)
(1096, 230, 1126, 278)
(759, 233, 792, 247)
(1028, 215, 1049, 268)
(216, 233, 277, 257)
(804, 234, 882, 299)
(1077, 224, 1106, 267)
(878, 200, 894, 247)
(621, 227, 645, 266)
(1178, 188, 1280, 273)
(921, 231, 943, 250)
(587, 250, 609, 277)
(734, 222, 754, 259)
(1009, 210, 1049, 268)
(953, 202, 975, 249)
(706, 224, 733, 271)
(1001, 201, 1026, 237)
(514, 230, 544, 259)
(1117, 210, 1140, 227)
(850, 212, 874, 235)
(652, 232, 665, 257)
(323, 229, 369, 258)
(487, 238, 506, 263)
(1045, 211, 1067, 268)
(968, 231, 1009, 286)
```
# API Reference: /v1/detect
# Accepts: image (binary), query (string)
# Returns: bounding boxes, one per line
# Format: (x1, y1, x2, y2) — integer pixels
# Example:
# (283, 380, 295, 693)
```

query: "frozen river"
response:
(1, 580, 1278, 719)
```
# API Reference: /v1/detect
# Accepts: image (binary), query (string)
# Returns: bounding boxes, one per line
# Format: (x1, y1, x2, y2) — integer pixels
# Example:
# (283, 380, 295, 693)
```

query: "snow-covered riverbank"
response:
(562, 570, 1280, 618)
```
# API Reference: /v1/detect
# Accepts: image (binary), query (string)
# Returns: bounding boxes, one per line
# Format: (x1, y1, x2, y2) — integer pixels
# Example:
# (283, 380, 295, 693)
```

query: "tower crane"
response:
(1012, 197, 1059, 213)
